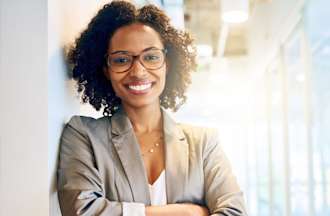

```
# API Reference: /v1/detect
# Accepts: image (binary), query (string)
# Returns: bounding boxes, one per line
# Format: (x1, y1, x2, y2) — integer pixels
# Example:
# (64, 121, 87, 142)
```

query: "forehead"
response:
(109, 23, 164, 52)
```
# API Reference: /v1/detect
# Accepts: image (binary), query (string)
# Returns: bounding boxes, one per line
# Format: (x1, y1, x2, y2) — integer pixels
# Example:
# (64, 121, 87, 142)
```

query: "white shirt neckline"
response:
(148, 170, 165, 187)
(148, 170, 167, 206)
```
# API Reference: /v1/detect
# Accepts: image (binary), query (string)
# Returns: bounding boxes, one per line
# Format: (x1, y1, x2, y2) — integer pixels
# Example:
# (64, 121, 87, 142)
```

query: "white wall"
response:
(0, 0, 48, 215)
(0, 0, 109, 215)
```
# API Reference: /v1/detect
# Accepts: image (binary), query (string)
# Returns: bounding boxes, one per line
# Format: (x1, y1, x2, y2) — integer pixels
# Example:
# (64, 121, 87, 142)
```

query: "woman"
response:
(57, 1, 247, 215)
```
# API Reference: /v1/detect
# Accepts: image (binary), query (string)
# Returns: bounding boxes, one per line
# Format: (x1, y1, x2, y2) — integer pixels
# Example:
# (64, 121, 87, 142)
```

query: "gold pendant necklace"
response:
(141, 135, 163, 157)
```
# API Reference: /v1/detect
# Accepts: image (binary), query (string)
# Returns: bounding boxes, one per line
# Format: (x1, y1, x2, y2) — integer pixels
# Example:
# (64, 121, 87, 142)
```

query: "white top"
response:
(148, 170, 167, 206)
(122, 170, 167, 216)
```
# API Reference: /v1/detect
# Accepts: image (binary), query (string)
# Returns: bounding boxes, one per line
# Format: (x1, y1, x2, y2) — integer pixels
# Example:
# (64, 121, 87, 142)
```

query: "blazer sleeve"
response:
(203, 130, 248, 216)
(57, 116, 145, 216)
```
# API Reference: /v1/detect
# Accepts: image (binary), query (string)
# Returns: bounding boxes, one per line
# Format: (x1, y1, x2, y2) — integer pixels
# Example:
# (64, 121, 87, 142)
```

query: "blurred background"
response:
(1, 0, 329, 215)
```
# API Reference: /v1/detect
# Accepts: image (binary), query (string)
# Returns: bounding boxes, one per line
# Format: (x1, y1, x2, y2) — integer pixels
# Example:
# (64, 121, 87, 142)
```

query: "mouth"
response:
(125, 81, 154, 95)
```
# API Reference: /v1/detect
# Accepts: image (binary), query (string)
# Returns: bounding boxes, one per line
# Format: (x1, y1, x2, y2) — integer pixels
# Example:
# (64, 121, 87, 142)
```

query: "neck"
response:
(122, 103, 162, 134)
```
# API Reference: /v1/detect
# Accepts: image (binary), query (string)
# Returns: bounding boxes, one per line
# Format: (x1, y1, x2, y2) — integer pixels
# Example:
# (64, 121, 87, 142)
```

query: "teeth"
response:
(128, 83, 152, 91)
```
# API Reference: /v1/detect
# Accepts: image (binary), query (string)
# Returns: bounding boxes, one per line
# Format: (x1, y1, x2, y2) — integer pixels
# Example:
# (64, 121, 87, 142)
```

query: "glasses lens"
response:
(108, 53, 132, 72)
(141, 49, 165, 69)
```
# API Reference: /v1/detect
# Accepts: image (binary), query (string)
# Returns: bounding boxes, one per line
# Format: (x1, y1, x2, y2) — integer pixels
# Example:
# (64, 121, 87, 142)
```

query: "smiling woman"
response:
(57, 1, 247, 216)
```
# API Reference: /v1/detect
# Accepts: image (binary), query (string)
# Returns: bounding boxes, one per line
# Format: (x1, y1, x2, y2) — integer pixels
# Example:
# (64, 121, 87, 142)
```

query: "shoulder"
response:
(177, 123, 220, 152)
(179, 123, 218, 141)
(65, 115, 110, 135)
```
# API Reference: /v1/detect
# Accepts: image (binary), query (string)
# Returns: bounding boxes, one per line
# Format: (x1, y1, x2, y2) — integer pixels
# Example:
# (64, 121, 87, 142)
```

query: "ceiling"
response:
(183, 0, 272, 57)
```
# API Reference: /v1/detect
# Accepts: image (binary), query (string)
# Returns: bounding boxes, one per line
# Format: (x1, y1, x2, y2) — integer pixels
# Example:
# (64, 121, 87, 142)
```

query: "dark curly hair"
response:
(68, 0, 197, 116)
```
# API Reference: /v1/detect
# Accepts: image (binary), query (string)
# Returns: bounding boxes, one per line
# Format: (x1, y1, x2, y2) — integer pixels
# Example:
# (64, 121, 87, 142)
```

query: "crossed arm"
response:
(57, 117, 246, 216)
(145, 204, 208, 216)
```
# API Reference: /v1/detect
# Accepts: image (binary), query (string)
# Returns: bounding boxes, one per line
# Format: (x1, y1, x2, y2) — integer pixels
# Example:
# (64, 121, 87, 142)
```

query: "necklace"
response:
(141, 135, 163, 157)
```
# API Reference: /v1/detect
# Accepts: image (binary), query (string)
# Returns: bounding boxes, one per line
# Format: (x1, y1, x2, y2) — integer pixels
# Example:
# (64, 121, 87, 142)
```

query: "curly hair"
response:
(68, 0, 197, 116)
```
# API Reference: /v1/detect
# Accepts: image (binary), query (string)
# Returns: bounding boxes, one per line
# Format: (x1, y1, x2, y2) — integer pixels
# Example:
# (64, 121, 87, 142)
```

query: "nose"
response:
(129, 58, 147, 78)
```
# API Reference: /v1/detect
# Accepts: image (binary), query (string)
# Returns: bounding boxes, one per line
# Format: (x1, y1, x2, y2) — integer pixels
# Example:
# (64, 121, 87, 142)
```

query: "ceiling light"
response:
(221, 0, 249, 23)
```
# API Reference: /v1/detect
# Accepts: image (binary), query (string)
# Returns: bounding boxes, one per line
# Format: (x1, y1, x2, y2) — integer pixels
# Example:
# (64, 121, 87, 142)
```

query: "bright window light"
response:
(196, 44, 213, 57)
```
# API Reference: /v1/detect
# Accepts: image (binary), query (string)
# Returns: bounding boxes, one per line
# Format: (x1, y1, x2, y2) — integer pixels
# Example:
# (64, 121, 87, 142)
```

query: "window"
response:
(305, 0, 330, 215)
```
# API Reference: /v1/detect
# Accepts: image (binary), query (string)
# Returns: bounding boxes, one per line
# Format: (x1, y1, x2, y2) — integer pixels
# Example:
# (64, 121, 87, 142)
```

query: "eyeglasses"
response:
(106, 48, 167, 73)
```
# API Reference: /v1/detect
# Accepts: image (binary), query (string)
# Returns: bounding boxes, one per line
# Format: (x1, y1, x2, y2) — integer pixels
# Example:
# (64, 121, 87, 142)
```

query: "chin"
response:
(121, 97, 160, 109)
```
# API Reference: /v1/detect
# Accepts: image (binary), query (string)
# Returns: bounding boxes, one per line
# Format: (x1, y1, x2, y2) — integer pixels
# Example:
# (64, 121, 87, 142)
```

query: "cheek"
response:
(109, 80, 122, 97)
(108, 72, 121, 86)
(108, 73, 123, 94)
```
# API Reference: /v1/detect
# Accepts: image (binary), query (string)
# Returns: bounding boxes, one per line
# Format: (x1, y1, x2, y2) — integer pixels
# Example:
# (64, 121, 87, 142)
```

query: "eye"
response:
(143, 53, 161, 62)
(110, 55, 131, 65)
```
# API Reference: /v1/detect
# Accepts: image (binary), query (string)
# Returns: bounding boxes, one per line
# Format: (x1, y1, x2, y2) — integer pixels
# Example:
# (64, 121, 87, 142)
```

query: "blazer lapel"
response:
(162, 108, 189, 203)
(110, 109, 151, 204)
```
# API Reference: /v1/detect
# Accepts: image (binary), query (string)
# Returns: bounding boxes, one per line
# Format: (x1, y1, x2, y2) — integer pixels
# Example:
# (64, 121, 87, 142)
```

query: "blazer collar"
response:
(162, 107, 188, 203)
(110, 107, 188, 204)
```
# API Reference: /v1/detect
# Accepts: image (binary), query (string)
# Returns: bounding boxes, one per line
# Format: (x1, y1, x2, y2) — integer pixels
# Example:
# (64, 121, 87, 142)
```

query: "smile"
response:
(128, 83, 152, 91)
(125, 81, 154, 95)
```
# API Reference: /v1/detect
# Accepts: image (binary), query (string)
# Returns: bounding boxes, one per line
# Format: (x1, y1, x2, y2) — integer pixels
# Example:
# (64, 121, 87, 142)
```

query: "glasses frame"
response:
(106, 48, 167, 73)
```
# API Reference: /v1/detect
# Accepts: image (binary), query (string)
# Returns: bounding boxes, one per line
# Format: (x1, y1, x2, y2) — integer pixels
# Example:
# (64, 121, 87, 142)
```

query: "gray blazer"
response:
(57, 108, 247, 216)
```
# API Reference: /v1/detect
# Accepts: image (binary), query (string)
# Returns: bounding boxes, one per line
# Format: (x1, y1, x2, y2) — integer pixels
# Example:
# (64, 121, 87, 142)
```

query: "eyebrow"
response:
(110, 46, 163, 55)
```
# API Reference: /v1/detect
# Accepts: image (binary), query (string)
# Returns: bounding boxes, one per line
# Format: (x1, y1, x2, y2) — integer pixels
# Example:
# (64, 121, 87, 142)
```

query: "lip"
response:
(124, 80, 154, 95)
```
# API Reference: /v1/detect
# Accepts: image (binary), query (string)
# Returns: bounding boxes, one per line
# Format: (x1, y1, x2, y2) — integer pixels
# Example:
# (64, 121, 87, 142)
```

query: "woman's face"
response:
(105, 23, 167, 110)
